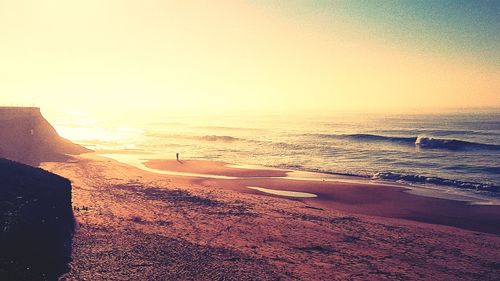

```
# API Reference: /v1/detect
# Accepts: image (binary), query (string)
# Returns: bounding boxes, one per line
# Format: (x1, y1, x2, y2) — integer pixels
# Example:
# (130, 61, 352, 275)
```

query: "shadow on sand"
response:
(0, 158, 75, 281)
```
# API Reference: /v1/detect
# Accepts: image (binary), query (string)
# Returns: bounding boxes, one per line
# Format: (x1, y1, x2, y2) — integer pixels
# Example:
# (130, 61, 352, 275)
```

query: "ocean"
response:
(55, 111, 500, 199)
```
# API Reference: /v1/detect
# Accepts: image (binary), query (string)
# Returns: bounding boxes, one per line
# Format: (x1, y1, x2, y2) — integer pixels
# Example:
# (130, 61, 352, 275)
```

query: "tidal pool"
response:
(247, 186, 317, 198)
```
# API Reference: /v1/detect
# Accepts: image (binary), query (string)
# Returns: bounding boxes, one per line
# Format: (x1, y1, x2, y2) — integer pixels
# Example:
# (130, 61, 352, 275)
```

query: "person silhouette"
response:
(176, 153, 179, 161)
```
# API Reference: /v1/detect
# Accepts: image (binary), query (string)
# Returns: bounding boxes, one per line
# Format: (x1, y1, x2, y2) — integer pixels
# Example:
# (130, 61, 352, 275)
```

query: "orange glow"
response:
(0, 1, 498, 121)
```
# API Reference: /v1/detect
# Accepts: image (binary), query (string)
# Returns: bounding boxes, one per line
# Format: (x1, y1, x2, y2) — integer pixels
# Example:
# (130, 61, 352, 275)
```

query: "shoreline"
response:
(98, 153, 500, 235)
(39, 153, 500, 280)
(102, 152, 499, 205)
(145, 159, 289, 178)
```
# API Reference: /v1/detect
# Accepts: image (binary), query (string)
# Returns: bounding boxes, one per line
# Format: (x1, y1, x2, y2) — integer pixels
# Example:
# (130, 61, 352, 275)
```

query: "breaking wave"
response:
(144, 132, 241, 142)
(314, 133, 500, 151)
(273, 164, 498, 193)
(372, 172, 499, 193)
(414, 136, 500, 151)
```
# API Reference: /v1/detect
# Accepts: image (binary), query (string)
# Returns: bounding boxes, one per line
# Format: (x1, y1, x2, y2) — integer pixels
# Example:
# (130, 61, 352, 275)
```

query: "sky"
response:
(0, 0, 499, 120)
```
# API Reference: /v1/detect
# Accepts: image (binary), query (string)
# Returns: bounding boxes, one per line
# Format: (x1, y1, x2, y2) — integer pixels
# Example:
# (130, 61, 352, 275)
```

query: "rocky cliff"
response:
(0, 107, 90, 166)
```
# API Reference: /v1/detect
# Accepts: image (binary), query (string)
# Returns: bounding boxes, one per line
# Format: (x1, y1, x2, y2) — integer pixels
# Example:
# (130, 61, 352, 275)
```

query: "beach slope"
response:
(42, 155, 500, 280)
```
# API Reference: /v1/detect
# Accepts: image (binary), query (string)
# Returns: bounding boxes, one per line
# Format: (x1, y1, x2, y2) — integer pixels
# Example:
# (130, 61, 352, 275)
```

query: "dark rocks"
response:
(0, 158, 75, 280)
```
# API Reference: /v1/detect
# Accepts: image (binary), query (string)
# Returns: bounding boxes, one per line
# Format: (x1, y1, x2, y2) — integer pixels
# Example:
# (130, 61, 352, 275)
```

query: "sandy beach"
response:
(145, 159, 289, 178)
(40, 154, 500, 280)
(145, 159, 500, 235)
(4, 1, 500, 279)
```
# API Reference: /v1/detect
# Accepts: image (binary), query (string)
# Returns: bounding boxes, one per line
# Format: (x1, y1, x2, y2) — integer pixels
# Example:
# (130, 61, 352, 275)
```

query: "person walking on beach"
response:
(176, 152, 179, 161)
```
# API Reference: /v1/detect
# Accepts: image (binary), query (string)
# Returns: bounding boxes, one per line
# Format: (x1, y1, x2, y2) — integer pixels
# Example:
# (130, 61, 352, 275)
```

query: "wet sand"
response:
(202, 177, 500, 235)
(147, 158, 500, 235)
(41, 155, 500, 280)
(145, 159, 288, 178)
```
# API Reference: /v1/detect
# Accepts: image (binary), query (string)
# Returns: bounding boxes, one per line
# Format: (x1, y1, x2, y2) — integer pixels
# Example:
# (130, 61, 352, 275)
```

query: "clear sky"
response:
(0, 0, 498, 119)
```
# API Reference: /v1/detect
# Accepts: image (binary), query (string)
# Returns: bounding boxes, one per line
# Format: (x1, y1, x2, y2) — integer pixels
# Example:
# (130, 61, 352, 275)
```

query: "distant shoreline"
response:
(96, 153, 500, 235)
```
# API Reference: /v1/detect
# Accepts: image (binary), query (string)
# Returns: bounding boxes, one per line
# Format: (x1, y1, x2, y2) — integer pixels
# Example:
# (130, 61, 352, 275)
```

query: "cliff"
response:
(0, 158, 74, 280)
(0, 107, 91, 166)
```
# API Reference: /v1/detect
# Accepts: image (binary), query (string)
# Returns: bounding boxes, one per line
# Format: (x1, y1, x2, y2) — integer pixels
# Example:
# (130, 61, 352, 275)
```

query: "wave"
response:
(415, 136, 500, 151)
(273, 163, 499, 193)
(338, 133, 415, 144)
(272, 164, 371, 178)
(145, 132, 242, 142)
(372, 172, 499, 193)
(314, 133, 500, 151)
(314, 133, 415, 143)
(191, 125, 264, 132)
(196, 135, 240, 142)
(369, 129, 500, 137)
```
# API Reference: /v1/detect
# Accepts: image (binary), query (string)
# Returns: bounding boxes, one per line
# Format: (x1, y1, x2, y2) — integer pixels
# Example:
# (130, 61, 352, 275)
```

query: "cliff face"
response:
(0, 158, 74, 280)
(0, 107, 91, 166)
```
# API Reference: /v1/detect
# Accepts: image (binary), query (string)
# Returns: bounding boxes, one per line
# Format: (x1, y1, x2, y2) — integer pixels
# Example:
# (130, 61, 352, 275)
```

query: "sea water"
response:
(55, 110, 500, 199)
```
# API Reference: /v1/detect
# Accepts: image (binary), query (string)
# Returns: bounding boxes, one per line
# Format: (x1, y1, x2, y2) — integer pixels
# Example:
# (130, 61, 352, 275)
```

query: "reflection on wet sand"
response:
(247, 186, 318, 198)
